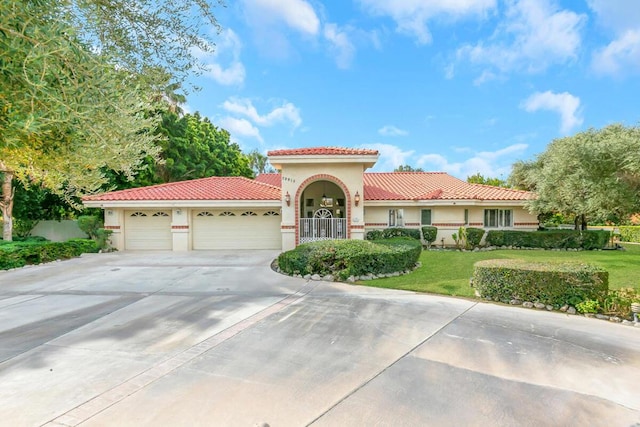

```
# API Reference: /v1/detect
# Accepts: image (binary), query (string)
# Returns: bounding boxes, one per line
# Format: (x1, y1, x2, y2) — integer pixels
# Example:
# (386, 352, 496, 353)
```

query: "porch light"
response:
(354, 191, 360, 206)
(285, 191, 291, 206)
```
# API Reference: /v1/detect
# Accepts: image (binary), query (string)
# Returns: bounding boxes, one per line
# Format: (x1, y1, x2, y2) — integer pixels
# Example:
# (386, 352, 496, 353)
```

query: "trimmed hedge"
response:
(619, 226, 640, 243)
(465, 227, 485, 249)
(278, 238, 422, 281)
(421, 226, 438, 246)
(472, 259, 608, 307)
(0, 239, 99, 270)
(485, 229, 610, 250)
(366, 227, 421, 241)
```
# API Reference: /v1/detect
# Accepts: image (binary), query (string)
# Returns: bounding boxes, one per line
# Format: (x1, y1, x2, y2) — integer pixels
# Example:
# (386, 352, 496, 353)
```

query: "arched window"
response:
(219, 211, 236, 216)
(241, 211, 257, 216)
(130, 212, 147, 217)
(263, 211, 280, 216)
(152, 212, 169, 217)
(196, 211, 215, 217)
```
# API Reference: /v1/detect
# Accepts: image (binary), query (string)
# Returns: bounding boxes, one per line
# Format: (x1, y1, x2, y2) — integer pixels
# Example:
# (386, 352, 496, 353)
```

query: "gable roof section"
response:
(82, 176, 281, 201)
(268, 147, 378, 156)
(254, 173, 282, 187)
(364, 173, 532, 201)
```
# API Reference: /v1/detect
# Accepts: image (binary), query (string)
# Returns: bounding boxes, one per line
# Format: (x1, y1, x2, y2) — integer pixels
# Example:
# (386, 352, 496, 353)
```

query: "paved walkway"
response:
(0, 251, 638, 426)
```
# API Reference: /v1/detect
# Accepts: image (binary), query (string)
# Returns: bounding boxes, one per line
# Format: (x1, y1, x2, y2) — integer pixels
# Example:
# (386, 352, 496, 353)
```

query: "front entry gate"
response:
(299, 209, 347, 244)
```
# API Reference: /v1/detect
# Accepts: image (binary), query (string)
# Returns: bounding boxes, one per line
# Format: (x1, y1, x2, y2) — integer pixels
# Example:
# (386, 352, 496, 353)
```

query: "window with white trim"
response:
(389, 209, 404, 227)
(421, 209, 432, 225)
(484, 209, 513, 228)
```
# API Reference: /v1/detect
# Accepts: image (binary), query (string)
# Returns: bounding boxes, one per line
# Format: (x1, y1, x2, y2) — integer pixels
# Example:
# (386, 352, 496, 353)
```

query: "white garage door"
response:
(124, 210, 172, 250)
(192, 210, 281, 250)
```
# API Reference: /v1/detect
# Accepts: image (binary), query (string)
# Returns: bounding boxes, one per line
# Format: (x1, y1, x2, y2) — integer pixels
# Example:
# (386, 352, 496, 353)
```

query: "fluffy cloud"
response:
(362, 143, 415, 171)
(324, 23, 356, 69)
(358, 0, 496, 44)
(586, 0, 640, 32)
(194, 29, 245, 86)
(592, 29, 640, 75)
(521, 91, 582, 134)
(378, 125, 409, 137)
(247, 0, 320, 35)
(219, 117, 263, 143)
(222, 98, 302, 129)
(458, 0, 585, 77)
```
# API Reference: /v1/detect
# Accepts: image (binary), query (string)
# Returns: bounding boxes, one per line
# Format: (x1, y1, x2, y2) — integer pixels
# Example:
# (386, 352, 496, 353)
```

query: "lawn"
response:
(361, 243, 640, 298)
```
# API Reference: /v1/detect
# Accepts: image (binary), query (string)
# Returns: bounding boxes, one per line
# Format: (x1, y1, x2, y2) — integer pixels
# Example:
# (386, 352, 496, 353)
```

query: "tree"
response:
(467, 173, 507, 187)
(394, 165, 424, 172)
(247, 149, 275, 176)
(0, 0, 223, 240)
(509, 124, 640, 229)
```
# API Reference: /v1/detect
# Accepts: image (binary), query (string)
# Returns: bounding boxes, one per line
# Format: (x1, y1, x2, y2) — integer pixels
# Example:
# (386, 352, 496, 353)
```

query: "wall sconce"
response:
(285, 191, 291, 206)
(106, 210, 113, 216)
(176, 209, 182, 215)
(354, 191, 360, 207)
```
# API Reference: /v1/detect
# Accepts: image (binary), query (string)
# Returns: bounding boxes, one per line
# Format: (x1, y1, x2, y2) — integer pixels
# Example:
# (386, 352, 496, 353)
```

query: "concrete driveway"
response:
(0, 251, 638, 426)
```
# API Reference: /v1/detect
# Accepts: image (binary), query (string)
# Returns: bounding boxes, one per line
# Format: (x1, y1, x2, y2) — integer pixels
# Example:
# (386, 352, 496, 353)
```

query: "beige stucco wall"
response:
(364, 204, 538, 246)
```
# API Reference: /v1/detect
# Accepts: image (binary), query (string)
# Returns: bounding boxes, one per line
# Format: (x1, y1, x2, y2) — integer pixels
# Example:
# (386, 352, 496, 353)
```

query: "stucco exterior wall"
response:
(104, 208, 124, 251)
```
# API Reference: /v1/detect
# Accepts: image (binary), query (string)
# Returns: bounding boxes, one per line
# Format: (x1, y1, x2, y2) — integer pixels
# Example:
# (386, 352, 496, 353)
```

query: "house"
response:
(82, 147, 537, 251)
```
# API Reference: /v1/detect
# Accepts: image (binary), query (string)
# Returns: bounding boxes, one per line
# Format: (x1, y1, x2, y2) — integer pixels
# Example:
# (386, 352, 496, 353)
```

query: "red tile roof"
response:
(83, 172, 532, 203)
(82, 176, 281, 201)
(363, 173, 533, 201)
(268, 147, 379, 156)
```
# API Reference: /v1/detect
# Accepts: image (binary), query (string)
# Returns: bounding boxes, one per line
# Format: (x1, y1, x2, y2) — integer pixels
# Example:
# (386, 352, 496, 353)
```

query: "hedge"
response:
(0, 239, 99, 270)
(421, 226, 438, 246)
(485, 229, 610, 250)
(278, 238, 422, 281)
(472, 259, 608, 307)
(619, 226, 640, 243)
(366, 227, 421, 241)
(465, 227, 485, 249)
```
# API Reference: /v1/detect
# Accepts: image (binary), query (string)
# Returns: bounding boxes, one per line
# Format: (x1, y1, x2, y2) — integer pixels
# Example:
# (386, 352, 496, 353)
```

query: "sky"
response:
(185, 0, 640, 180)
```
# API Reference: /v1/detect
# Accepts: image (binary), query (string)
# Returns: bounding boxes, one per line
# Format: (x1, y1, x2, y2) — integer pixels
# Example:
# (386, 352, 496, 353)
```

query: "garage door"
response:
(192, 210, 281, 250)
(124, 210, 172, 250)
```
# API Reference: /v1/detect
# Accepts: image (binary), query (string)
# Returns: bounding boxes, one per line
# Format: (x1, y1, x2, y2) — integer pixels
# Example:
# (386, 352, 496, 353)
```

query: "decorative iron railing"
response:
(299, 218, 347, 244)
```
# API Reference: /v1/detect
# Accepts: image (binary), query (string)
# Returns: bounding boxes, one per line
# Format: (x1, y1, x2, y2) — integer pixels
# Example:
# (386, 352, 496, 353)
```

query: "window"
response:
(389, 209, 404, 227)
(152, 212, 169, 217)
(421, 209, 432, 225)
(484, 209, 513, 228)
(197, 211, 214, 217)
(263, 211, 280, 216)
(241, 211, 257, 216)
(130, 212, 147, 217)
(219, 211, 235, 216)
(464, 209, 469, 225)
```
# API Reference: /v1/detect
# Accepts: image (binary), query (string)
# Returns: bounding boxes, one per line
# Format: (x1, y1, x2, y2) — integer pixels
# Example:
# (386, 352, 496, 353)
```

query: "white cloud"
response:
(362, 143, 415, 171)
(244, 0, 320, 35)
(358, 0, 496, 44)
(586, 0, 640, 32)
(592, 29, 640, 76)
(378, 125, 409, 137)
(458, 0, 585, 78)
(521, 90, 583, 134)
(417, 143, 528, 178)
(222, 98, 302, 129)
(194, 29, 245, 86)
(324, 23, 356, 69)
(219, 117, 263, 143)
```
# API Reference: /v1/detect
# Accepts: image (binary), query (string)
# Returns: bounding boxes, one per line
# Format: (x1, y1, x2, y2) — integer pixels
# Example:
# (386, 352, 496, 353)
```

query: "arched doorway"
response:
(298, 179, 347, 244)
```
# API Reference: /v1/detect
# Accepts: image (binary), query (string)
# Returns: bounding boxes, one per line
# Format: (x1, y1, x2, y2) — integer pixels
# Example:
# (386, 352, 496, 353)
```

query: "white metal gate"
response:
(299, 218, 347, 243)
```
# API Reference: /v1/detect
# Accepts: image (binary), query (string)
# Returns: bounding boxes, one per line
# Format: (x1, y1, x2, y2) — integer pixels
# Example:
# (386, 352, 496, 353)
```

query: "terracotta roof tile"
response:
(363, 173, 533, 201)
(82, 176, 281, 201)
(268, 147, 379, 156)
(255, 173, 282, 187)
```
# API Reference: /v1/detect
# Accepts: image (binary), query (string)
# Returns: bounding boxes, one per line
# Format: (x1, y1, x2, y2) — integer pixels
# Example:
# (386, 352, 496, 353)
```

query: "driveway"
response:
(0, 251, 638, 426)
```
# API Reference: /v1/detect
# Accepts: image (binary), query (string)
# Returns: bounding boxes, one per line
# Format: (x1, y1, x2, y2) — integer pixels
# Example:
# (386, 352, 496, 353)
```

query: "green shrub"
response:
(601, 288, 640, 318)
(0, 239, 99, 270)
(366, 227, 421, 240)
(465, 227, 485, 249)
(619, 226, 640, 243)
(77, 215, 102, 239)
(278, 238, 422, 281)
(576, 300, 600, 314)
(485, 230, 609, 250)
(421, 226, 438, 247)
(472, 259, 608, 307)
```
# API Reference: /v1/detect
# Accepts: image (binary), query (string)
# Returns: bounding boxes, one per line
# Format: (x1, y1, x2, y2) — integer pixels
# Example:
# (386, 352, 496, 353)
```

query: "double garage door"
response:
(192, 210, 281, 250)
(124, 209, 282, 250)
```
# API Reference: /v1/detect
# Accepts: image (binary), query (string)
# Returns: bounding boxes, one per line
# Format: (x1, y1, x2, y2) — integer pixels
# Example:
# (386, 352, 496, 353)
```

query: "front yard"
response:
(362, 243, 640, 298)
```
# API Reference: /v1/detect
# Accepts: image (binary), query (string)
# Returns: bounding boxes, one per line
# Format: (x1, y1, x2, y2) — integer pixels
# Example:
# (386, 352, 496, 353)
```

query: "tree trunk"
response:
(0, 162, 14, 242)
(581, 214, 587, 231)
(574, 215, 579, 231)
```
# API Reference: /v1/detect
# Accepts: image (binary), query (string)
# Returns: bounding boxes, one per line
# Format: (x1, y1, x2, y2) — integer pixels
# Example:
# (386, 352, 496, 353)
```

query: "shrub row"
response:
(472, 259, 608, 307)
(0, 239, 99, 270)
(619, 226, 640, 243)
(465, 227, 485, 248)
(486, 230, 610, 250)
(421, 226, 437, 245)
(366, 227, 421, 241)
(278, 238, 422, 281)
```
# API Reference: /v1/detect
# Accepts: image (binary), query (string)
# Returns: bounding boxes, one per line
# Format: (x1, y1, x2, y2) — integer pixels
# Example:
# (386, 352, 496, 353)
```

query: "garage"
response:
(124, 210, 172, 250)
(192, 210, 281, 250)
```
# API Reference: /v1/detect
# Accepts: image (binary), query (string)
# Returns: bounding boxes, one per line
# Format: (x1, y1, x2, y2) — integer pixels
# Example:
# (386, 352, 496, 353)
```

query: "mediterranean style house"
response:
(82, 147, 538, 251)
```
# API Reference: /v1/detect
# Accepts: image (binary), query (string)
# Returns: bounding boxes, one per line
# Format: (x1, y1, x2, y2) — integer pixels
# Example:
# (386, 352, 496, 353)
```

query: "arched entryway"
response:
(298, 179, 348, 244)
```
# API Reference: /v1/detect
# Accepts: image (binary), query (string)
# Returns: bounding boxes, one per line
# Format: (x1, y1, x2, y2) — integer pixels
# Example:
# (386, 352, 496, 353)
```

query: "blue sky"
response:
(185, 0, 640, 179)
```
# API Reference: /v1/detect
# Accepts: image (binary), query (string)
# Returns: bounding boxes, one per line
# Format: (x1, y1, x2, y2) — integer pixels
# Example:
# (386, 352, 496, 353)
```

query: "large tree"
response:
(247, 149, 275, 176)
(466, 173, 507, 187)
(0, 0, 222, 240)
(509, 124, 640, 229)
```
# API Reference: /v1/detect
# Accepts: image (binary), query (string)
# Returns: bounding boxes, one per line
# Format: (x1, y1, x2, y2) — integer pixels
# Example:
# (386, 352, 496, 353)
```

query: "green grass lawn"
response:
(361, 243, 640, 298)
